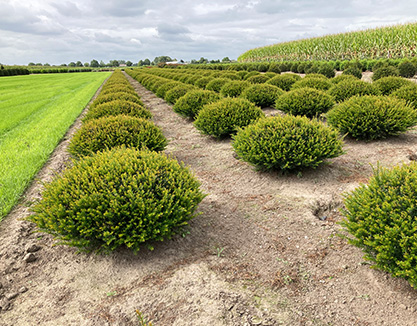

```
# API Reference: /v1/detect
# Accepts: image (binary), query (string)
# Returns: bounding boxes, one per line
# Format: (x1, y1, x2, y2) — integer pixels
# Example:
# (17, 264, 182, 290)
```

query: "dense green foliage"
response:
(220, 81, 251, 97)
(0, 72, 110, 220)
(291, 77, 332, 91)
(326, 95, 417, 140)
(331, 74, 359, 84)
(69, 115, 167, 157)
(328, 79, 380, 102)
(29, 147, 205, 252)
(398, 60, 417, 78)
(246, 75, 270, 84)
(342, 66, 363, 79)
(83, 100, 151, 121)
(372, 76, 414, 95)
(241, 84, 284, 108)
(341, 162, 417, 288)
(390, 84, 417, 109)
(275, 87, 335, 118)
(165, 85, 196, 104)
(194, 98, 264, 138)
(173, 90, 221, 118)
(266, 74, 301, 91)
(205, 78, 230, 92)
(238, 22, 417, 62)
(92, 91, 144, 107)
(232, 115, 344, 171)
(372, 65, 400, 81)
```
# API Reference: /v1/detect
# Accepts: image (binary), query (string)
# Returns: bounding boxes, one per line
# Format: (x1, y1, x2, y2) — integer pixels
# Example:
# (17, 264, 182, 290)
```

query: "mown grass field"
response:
(0, 72, 111, 220)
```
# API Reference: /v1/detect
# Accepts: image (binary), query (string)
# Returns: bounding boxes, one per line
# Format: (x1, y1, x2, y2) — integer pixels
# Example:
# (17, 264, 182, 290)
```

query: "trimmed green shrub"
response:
(241, 84, 284, 108)
(165, 85, 195, 104)
(222, 72, 240, 80)
(342, 66, 363, 79)
(327, 95, 417, 140)
(264, 72, 277, 79)
(303, 73, 328, 80)
(297, 62, 307, 74)
(246, 75, 270, 84)
(236, 71, 249, 79)
(173, 90, 221, 119)
(391, 84, 417, 109)
(318, 64, 336, 78)
(291, 77, 332, 91)
(93, 92, 143, 107)
(232, 115, 344, 171)
(331, 74, 359, 84)
(100, 85, 135, 96)
(328, 79, 380, 103)
(243, 71, 261, 80)
(69, 116, 167, 157)
(275, 87, 335, 118)
(155, 81, 182, 98)
(372, 76, 414, 95)
(305, 63, 320, 74)
(28, 147, 205, 252)
(206, 78, 230, 93)
(266, 74, 301, 91)
(398, 60, 417, 78)
(341, 162, 417, 288)
(268, 63, 281, 73)
(184, 75, 201, 85)
(372, 65, 400, 81)
(84, 100, 151, 121)
(194, 77, 214, 89)
(256, 62, 269, 72)
(194, 98, 264, 138)
(220, 80, 251, 97)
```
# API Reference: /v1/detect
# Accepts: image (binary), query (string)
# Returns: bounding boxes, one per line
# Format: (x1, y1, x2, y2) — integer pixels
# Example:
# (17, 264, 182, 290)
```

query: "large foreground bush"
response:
(194, 98, 264, 138)
(328, 79, 380, 102)
(29, 148, 205, 252)
(327, 95, 417, 140)
(341, 163, 417, 288)
(241, 84, 284, 108)
(232, 115, 344, 171)
(390, 84, 417, 109)
(69, 115, 167, 157)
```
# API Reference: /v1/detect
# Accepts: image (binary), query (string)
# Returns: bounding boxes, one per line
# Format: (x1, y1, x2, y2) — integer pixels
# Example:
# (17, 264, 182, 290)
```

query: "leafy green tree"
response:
(153, 56, 173, 65)
(99, 60, 106, 67)
(222, 57, 231, 62)
(126, 61, 133, 66)
(44, 63, 51, 66)
(28, 62, 35, 66)
(76, 61, 83, 67)
(109, 60, 119, 67)
(84, 62, 89, 67)
(90, 59, 99, 67)
(68, 62, 76, 67)
(35, 63, 43, 66)
(60, 63, 67, 67)
(198, 57, 208, 64)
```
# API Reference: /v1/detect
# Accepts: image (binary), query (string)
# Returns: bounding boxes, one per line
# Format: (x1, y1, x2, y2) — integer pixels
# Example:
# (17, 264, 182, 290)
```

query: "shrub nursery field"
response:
(0, 72, 110, 220)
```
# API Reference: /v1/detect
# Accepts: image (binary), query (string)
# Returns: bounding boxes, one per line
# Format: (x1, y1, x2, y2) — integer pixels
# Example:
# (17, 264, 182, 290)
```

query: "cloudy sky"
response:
(1, 0, 416, 65)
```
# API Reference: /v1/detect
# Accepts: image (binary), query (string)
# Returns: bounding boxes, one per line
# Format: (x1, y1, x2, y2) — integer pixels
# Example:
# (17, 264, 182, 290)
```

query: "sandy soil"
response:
(1, 71, 417, 326)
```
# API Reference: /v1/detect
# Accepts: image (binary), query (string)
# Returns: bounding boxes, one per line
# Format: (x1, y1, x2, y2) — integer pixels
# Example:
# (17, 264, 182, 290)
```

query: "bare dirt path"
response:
(1, 72, 417, 326)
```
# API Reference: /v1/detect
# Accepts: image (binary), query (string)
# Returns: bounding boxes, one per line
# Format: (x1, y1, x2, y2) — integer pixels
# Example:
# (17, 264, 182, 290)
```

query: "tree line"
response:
(27, 56, 233, 67)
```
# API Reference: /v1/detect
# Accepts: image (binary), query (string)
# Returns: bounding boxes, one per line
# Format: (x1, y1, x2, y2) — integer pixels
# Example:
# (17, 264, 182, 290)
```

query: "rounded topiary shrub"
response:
(331, 74, 359, 85)
(243, 71, 261, 80)
(173, 90, 221, 119)
(341, 162, 417, 288)
(372, 65, 400, 81)
(291, 77, 332, 91)
(246, 75, 270, 84)
(155, 81, 182, 98)
(194, 98, 264, 138)
(326, 95, 417, 140)
(391, 84, 417, 109)
(28, 147, 205, 252)
(342, 66, 363, 79)
(275, 87, 335, 118)
(69, 115, 167, 157)
(266, 74, 301, 91)
(268, 62, 281, 73)
(100, 85, 135, 96)
(318, 64, 336, 78)
(304, 73, 328, 80)
(232, 115, 344, 171)
(241, 84, 284, 108)
(93, 92, 143, 107)
(84, 100, 151, 121)
(194, 77, 213, 89)
(206, 78, 231, 93)
(220, 80, 251, 98)
(165, 85, 195, 104)
(328, 79, 380, 102)
(398, 60, 417, 78)
(372, 76, 414, 95)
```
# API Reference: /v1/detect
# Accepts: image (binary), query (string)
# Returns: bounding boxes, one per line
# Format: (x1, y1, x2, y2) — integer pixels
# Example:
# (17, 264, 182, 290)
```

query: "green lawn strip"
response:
(0, 72, 111, 220)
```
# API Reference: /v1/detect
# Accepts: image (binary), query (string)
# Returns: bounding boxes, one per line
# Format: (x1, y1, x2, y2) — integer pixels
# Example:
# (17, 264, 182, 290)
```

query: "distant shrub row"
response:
(0, 67, 30, 77)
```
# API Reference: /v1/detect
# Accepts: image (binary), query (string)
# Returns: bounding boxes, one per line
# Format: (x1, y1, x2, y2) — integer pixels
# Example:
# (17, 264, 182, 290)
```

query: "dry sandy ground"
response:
(1, 71, 417, 326)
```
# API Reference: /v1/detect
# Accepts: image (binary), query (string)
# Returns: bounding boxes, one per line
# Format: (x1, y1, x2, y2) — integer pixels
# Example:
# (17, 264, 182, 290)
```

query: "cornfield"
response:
(238, 22, 417, 62)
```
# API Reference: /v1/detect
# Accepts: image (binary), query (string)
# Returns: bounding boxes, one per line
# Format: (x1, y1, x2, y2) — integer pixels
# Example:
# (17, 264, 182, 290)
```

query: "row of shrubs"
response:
(0, 67, 30, 77)
(168, 57, 417, 77)
(132, 68, 417, 289)
(29, 70, 205, 253)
